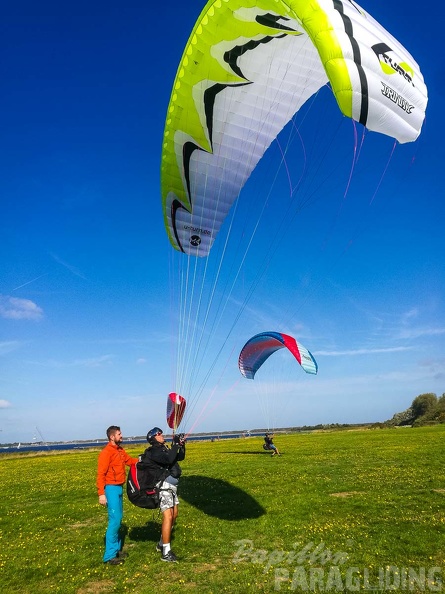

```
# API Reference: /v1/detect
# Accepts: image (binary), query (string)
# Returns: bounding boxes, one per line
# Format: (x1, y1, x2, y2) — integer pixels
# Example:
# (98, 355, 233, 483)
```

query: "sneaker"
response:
(105, 557, 124, 565)
(118, 551, 128, 559)
(161, 550, 178, 562)
(156, 543, 162, 552)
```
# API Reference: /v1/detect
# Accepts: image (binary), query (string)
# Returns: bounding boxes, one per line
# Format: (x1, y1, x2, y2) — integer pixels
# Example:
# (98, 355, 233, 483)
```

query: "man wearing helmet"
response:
(138, 427, 186, 562)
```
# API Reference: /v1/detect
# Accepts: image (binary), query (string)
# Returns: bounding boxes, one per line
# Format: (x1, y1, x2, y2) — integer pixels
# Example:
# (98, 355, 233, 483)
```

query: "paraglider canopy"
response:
(238, 331, 318, 380)
(161, 0, 427, 257)
(166, 392, 187, 430)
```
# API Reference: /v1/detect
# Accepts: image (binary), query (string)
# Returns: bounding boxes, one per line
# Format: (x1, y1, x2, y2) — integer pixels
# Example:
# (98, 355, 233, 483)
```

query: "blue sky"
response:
(1, 0, 444, 444)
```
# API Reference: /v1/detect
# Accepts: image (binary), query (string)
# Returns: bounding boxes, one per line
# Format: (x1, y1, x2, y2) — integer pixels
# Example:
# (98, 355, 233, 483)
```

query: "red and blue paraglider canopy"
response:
(238, 332, 318, 380)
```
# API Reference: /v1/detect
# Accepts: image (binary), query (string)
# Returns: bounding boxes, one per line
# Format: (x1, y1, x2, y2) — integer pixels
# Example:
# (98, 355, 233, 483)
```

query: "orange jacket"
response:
(96, 442, 138, 496)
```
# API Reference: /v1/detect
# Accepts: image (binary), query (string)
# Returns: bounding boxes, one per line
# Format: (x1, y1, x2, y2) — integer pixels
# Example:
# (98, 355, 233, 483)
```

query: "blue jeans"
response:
(103, 484, 123, 562)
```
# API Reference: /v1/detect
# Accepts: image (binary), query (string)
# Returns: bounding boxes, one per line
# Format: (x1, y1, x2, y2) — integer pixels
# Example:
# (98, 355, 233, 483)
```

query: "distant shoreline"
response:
(0, 431, 261, 454)
(0, 424, 376, 454)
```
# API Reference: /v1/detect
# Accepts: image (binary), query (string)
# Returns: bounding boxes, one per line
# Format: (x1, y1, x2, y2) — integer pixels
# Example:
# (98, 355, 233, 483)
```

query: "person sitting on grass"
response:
(264, 432, 281, 456)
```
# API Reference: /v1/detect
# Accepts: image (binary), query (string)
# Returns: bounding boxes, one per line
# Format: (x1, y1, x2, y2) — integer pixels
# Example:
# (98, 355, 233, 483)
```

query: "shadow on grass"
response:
(223, 450, 275, 455)
(180, 475, 266, 520)
(104, 523, 131, 548)
(128, 520, 161, 542)
(120, 523, 129, 547)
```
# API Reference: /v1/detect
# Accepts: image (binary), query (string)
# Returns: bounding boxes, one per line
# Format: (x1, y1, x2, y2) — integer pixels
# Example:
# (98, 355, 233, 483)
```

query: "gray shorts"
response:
(158, 480, 179, 511)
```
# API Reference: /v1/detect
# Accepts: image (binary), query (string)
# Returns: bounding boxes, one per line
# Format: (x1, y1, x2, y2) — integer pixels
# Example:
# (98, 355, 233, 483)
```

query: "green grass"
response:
(1, 426, 444, 593)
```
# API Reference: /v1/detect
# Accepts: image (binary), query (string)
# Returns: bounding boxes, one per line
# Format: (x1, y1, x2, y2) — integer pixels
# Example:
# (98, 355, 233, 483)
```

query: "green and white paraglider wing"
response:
(161, 0, 427, 257)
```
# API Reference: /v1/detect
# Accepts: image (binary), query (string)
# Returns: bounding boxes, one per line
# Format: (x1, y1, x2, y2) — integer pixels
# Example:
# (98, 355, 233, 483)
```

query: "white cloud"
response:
(0, 295, 43, 320)
(401, 308, 419, 324)
(0, 400, 12, 408)
(32, 355, 114, 368)
(50, 253, 86, 279)
(12, 273, 48, 292)
(315, 346, 413, 356)
(0, 341, 22, 355)
(396, 326, 445, 340)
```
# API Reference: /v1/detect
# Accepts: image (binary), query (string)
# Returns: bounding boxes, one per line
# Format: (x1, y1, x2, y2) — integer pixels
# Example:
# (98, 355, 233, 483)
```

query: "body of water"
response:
(0, 432, 266, 454)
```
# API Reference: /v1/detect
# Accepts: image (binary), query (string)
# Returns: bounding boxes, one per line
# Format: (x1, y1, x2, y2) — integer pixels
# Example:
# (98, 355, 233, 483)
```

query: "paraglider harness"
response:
(126, 461, 170, 509)
(263, 434, 275, 451)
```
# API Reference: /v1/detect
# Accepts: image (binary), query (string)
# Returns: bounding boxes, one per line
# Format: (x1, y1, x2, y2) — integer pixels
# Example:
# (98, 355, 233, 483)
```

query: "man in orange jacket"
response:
(96, 425, 138, 564)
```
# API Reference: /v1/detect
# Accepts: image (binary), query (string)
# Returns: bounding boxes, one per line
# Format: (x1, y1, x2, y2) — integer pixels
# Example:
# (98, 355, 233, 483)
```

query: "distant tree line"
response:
(292, 392, 445, 432)
(383, 392, 445, 427)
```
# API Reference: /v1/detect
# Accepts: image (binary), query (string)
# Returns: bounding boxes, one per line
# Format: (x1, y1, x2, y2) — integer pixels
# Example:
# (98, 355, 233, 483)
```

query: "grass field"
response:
(1, 425, 444, 593)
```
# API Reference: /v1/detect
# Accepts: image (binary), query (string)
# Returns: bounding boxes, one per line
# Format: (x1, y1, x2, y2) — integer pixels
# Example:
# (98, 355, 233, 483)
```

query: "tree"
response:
(411, 393, 438, 419)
